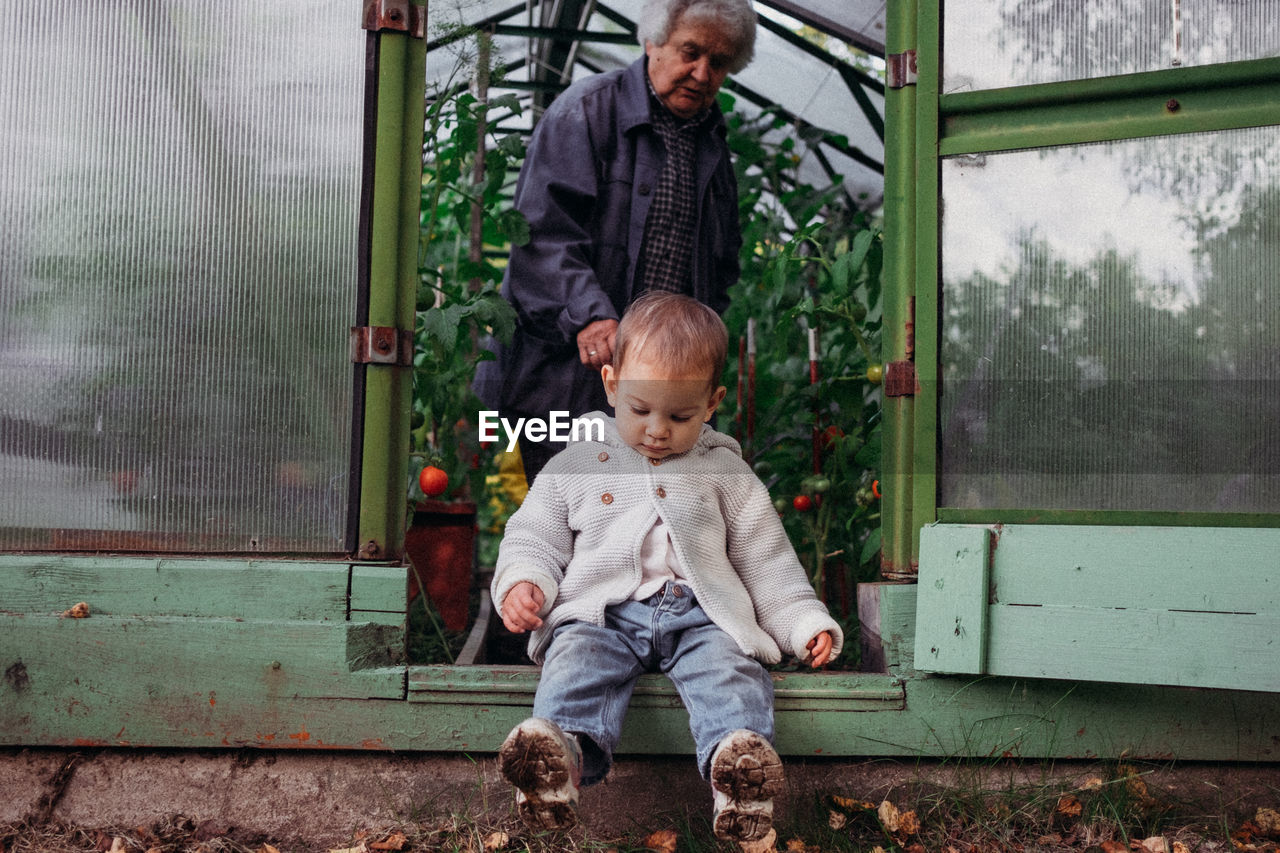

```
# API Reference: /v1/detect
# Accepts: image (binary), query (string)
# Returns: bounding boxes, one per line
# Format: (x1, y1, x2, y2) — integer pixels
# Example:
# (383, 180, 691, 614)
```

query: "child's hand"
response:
(500, 582, 545, 634)
(805, 631, 833, 668)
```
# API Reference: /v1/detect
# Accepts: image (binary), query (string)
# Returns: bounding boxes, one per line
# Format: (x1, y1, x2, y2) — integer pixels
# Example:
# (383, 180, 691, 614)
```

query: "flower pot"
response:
(404, 499, 477, 633)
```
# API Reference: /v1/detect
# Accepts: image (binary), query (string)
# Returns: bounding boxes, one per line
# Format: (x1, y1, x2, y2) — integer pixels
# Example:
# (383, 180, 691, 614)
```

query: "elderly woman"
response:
(476, 0, 757, 483)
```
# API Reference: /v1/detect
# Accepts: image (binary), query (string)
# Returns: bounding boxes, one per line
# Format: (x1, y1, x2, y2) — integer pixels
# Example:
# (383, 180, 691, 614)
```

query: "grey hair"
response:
(635, 0, 757, 74)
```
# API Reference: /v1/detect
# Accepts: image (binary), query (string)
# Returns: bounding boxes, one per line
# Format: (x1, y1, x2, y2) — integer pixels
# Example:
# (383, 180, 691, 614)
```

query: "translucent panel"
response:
(940, 127, 1280, 512)
(424, 0, 886, 208)
(944, 0, 1280, 93)
(0, 2, 363, 551)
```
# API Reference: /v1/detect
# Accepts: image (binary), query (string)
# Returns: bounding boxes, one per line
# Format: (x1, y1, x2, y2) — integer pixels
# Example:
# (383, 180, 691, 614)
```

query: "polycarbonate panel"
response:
(944, 0, 1280, 93)
(0, 1, 363, 552)
(940, 126, 1280, 512)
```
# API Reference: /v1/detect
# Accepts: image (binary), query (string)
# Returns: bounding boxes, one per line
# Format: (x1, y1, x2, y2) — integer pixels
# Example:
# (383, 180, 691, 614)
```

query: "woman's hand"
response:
(577, 319, 619, 370)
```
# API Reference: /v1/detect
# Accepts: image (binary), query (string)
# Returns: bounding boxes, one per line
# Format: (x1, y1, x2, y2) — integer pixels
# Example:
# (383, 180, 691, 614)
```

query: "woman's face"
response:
(645, 14, 736, 119)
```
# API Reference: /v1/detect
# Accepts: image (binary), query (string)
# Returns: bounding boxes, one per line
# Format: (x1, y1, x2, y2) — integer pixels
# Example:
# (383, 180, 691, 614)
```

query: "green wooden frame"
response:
(906, 5, 1280, 542)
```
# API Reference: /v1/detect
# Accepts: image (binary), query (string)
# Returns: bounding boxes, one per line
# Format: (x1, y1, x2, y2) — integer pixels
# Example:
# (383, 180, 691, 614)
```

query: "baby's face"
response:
(602, 352, 726, 460)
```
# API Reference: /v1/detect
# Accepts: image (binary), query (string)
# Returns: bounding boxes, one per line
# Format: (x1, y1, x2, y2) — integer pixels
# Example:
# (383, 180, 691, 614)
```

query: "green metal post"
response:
(357, 14, 427, 561)
(909, 0, 941, 570)
(879, 0, 918, 579)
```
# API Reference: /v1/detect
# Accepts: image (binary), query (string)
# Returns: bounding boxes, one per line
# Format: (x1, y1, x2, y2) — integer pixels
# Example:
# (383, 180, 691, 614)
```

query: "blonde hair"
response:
(614, 291, 727, 386)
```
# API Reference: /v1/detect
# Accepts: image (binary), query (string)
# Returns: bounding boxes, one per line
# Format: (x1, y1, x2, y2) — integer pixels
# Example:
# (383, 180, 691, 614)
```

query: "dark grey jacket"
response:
(476, 57, 742, 419)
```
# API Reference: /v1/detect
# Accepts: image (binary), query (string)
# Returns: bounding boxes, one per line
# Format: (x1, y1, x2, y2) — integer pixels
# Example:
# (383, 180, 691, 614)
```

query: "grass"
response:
(3, 759, 1274, 853)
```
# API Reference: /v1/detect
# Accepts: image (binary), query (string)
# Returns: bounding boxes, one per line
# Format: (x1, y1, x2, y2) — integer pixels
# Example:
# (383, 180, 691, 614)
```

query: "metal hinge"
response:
(361, 0, 425, 38)
(350, 326, 414, 366)
(887, 50, 918, 89)
(884, 360, 921, 398)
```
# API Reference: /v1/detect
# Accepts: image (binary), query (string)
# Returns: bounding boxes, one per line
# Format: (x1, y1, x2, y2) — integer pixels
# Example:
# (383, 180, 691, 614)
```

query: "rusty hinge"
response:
(350, 326, 414, 366)
(361, 0, 425, 38)
(887, 50, 918, 89)
(883, 360, 921, 398)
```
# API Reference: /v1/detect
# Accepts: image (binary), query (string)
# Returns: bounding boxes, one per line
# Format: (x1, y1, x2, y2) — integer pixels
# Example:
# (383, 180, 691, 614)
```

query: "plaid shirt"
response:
(637, 82, 712, 294)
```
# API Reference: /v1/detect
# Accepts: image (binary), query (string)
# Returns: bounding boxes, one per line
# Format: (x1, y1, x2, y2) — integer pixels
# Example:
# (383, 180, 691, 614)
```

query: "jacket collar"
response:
(617, 56, 727, 139)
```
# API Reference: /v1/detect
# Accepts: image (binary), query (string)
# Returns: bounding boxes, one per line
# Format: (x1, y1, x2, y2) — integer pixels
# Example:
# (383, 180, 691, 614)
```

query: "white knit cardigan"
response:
(491, 412, 844, 665)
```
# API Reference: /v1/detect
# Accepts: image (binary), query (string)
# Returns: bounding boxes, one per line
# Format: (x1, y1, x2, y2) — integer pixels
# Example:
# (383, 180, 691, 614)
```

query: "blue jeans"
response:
(532, 582, 775, 786)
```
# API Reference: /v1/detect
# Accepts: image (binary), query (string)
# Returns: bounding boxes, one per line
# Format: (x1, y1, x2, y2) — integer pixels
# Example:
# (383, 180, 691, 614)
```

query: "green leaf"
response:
(859, 526, 882, 565)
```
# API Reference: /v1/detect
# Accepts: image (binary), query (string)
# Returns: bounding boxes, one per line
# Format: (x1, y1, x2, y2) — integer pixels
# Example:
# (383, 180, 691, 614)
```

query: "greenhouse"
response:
(1, 0, 1278, 763)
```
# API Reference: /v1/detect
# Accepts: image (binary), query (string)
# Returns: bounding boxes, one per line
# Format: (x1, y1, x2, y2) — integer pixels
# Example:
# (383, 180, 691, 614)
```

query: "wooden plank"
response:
(349, 564, 406, 625)
(989, 525, 1280, 612)
(0, 555, 351, 621)
(914, 525, 990, 674)
(860, 578, 921, 671)
(7, 660, 1279, 760)
(2, 616, 405, 704)
(407, 666, 905, 713)
(986, 605, 1280, 691)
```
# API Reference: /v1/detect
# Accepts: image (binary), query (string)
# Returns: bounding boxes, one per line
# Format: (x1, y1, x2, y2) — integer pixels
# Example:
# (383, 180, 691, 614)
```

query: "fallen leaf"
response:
(1057, 795, 1084, 817)
(1173, 843, 1191, 853)
(905, 845, 926, 853)
(877, 800, 901, 833)
(831, 795, 876, 811)
(1257, 808, 1280, 837)
(1038, 834, 1063, 845)
(108, 838, 128, 853)
(738, 828, 777, 853)
(1139, 837, 1168, 853)
(1101, 841, 1129, 853)
(371, 833, 408, 851)
(329, 844, 368, 853)
(1119, 764, 1157, 806)
(1079, 776, 1105, 791)
(481, 832, 508, 852)
(827, 810, 847, 830)
(642, 829, 678, 853)
(898, 810, 920, 837)
(63, 602, 90, 619)
(259, 846, 282, 853)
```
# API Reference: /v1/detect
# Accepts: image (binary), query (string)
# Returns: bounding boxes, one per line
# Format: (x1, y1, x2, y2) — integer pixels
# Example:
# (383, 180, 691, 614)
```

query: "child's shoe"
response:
(709, 729, 784, 842)
(498, 717, 583, 831)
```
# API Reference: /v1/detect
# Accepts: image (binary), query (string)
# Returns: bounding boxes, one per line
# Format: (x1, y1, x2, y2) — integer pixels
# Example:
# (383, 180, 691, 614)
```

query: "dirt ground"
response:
(2, 748, 1279, 852)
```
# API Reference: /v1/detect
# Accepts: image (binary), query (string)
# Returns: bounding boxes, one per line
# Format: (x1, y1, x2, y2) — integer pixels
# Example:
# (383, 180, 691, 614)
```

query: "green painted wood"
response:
(2, 616, 405, 705)
(987, 604, 1280, 691)
(914, 525, 990, 674)
(7, 654, 1279, 760)
(0, 555, 350, 620)
(914, 524, 1280, 692)
(408, 666, 905, 713)
(989, 525, 1280, 612)
(349, 564, 407, 624)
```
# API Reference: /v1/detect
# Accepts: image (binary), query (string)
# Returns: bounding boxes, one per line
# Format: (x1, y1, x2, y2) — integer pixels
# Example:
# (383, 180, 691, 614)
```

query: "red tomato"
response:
(872, 479, 881, 499)
(418, 465, 449, 497)
(793, 495, 813, 512)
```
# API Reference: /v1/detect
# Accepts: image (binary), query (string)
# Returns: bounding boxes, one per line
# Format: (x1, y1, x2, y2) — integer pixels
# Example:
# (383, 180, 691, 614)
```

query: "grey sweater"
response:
(492, 413, 843, 665)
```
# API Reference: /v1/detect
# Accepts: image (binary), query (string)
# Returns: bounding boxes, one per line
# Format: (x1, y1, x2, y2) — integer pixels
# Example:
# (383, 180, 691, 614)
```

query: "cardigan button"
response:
(639, 183, 652, 195)
(598, 451, 609, 462)
(601, 492, 613, 504)
(649, 457, 661, 466)
(655, 487, 666, 498)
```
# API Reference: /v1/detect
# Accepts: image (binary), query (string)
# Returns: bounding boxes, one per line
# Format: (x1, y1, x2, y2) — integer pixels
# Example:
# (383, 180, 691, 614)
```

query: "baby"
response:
(492, 291, 842, 841)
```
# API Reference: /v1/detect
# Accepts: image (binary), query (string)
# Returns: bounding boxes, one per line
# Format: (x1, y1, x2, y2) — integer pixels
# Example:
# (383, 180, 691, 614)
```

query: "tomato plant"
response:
(721, 95, 884, 668)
